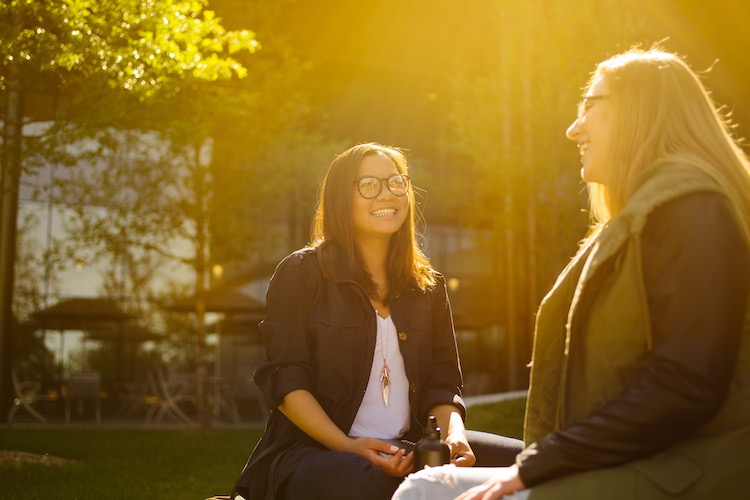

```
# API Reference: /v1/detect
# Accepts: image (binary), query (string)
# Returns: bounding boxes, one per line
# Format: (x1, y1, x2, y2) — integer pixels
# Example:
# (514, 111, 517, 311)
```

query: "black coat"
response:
(233, 247, 465, 499)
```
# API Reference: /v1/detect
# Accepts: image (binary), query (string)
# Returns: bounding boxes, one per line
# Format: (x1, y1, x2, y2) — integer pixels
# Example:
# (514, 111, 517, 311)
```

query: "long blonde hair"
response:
(585, 47, 750, 245)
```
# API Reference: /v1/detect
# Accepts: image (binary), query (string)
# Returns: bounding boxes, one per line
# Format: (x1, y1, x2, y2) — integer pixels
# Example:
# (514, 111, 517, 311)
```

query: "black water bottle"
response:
(414, 415, 450, 469)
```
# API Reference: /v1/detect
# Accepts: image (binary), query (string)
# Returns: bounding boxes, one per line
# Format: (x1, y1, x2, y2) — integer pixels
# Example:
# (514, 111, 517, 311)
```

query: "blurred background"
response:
(2, 0, 748, 426)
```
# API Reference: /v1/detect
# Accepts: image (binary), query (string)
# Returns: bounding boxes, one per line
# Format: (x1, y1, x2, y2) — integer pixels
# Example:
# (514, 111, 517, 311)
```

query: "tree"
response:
(440, 0, 649, 389)
(54, 127, 218, 428)
(9, 210, 59, 382)
(0, 0, 258, 420)
(51, 1, 345, 428)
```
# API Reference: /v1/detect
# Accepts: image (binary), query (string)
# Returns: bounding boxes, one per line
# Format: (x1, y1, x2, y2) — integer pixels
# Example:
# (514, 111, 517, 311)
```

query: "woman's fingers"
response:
(446, 435, 476, 467)
(352, 437, 414, 477)
(452, 453, 476, 467)
(394, 451, 415, 476)
(455, 482, 501, 500)
(456, 467, 524, 500)
(370, 447, 408, 477)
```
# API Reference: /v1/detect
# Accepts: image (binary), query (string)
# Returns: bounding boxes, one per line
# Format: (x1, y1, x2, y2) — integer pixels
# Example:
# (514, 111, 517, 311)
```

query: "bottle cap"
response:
(426, 415, 440, 436)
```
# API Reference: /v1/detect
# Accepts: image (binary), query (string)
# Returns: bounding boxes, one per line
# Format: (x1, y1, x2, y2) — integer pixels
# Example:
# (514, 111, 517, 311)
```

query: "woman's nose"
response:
(376, 182, 395, 200)
(566, 119, 580, 141)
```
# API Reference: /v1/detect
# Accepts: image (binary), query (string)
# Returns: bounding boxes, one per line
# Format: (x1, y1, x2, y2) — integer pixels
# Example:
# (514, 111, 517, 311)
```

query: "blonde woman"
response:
(394, 47, 750, 499)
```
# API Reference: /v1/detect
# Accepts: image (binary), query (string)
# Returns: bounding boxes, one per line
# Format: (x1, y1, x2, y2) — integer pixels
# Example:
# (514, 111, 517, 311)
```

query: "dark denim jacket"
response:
(233, 247, 465, 499)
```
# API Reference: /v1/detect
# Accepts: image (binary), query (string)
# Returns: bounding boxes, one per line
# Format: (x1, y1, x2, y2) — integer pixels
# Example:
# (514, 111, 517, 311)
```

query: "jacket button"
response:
(409, 383, 417, 393)
(398, 332, 408, 341)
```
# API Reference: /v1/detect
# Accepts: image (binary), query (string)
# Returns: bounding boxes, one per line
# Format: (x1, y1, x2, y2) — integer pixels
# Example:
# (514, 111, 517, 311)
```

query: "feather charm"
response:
(380, 362, 390, 406)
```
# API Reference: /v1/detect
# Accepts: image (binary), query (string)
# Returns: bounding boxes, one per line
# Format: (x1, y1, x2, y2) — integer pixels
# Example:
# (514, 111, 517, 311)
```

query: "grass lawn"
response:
(1, 398, 525, 499)
(1, 427, 264, 499)
(466, 397, 526, 440)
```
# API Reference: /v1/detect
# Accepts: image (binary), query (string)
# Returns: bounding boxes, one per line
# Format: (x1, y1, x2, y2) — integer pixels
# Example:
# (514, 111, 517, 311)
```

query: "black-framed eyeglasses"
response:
(577, 94, 609, 119)
(354, 173, 410, 199)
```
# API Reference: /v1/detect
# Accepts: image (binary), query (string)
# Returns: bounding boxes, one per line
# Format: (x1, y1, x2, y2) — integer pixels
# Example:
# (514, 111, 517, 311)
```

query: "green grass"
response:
(465, 397, 526, 440)
(0, 398, 525, 499)
(0, 427, 263, 499)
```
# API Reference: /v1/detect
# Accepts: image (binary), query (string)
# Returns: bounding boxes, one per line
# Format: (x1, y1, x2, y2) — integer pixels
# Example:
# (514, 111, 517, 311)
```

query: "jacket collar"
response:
(582, 163, 722, 287)
(312, 244, 358, 284)
(315, 243, 419, 297)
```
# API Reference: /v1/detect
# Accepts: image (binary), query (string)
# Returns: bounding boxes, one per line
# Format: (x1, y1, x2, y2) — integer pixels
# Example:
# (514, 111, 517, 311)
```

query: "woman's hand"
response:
(429, 404, 476, 467)
(350, 437, 415, 477)
(445, 430, 476, 467)
(280, 391, 415, 476)
(455, 465, 525, 500)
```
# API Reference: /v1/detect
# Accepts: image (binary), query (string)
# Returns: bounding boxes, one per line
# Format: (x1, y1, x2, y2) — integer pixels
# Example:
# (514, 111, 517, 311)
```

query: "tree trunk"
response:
(0, 66, 23, 419)
(194, 142, 210, 431)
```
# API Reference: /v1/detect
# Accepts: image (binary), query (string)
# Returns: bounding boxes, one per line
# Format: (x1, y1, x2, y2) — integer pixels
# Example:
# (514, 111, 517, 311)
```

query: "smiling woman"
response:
(231, 143, 523, 500)
(349, 154, 410, 287)
(567, 78, 613, 185)
(392, 46, 750, 500)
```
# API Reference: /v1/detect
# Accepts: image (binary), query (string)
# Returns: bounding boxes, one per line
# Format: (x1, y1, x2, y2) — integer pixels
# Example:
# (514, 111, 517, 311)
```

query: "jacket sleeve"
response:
(254, 252, 320, 409)
(517, 192, 750, 487)
(419, 276, 466, 422)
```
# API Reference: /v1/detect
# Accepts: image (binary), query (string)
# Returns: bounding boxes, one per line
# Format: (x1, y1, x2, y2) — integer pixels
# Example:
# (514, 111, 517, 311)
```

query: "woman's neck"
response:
(358, 235, 389, 272)
(358, 236, 390, 305)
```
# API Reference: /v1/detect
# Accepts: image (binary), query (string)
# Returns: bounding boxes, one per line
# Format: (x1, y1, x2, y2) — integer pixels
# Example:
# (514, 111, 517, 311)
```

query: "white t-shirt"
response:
(349, 314, 410, 439)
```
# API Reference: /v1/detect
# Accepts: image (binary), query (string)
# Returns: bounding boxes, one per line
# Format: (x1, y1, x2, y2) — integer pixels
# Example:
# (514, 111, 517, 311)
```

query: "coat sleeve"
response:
(419, 275, 466, 423)
(517, 192, 750, 487)
(254, 252, 321, 409)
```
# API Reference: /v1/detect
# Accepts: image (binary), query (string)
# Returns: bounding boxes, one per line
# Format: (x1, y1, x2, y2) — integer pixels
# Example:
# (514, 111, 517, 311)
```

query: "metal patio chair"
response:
(65, 371, 102, 424)
(7, 370, 52, 423)
(145, 367, 196, 425)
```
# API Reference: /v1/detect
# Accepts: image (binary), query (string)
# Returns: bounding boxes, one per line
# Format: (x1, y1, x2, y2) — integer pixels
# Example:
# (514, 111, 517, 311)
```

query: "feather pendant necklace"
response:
(377, 312, 390, 406)
(380, 362, 390, 406)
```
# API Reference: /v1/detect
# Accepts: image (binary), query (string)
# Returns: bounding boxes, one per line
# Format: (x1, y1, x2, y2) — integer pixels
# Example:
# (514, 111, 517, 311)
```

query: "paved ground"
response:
(1, 413, 263, 429)
(2, 391, 528, 428)
(0, 450, 77, 467)
(464, 390, 527, 408)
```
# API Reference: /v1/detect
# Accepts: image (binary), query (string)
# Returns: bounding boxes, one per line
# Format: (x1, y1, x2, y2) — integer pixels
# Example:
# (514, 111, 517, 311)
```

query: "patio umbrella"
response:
(162, 287, 265, 314)
(31, 297, 134, 324)
(163, 287, 265, 420)
(85, 323, 162, 343)
(205, 312, 265, 336)
(27, 298, 136, 383)
(84, 323, 163, 382)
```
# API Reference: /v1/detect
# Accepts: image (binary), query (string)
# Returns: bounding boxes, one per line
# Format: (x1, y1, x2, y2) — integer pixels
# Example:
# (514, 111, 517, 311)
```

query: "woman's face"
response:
(566, 77, 613, 185)
(351, 152, 409, 244)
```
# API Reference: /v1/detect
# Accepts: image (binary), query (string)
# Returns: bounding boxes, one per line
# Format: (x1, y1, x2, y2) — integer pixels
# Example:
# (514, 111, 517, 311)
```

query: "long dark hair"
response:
(310, 143, 436, 302)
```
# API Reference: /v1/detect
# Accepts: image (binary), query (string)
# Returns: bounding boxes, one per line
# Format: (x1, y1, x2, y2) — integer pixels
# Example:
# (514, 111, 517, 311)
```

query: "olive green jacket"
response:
(524, 163, 750, 499)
